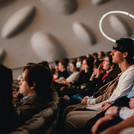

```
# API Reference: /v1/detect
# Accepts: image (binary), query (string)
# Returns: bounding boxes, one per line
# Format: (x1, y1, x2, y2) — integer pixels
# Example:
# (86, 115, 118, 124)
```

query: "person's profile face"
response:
(19, 70, 31, 96)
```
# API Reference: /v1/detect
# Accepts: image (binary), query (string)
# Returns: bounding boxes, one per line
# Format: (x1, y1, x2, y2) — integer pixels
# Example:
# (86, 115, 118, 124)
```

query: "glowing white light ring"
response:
(99, 11, 134, 42)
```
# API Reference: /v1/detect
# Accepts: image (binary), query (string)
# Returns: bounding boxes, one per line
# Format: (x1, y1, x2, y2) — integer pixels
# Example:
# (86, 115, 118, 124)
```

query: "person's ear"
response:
(123, 52, 128, 58)
(31, 82, 36, 90)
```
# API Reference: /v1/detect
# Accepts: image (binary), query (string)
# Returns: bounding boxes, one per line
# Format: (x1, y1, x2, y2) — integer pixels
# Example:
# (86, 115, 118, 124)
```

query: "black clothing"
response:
(58, 70, 69, 79)
(84, 96, 130, 134)
(0, 64, 19, 134)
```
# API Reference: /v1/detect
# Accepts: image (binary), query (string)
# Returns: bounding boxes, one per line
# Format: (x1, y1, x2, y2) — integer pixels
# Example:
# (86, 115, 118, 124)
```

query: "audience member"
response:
(76, 56, 86, 71)
(60, 60, 80, 85)
(85, 84, 134, 134)
(55, 59, 69, 83)
(82, 53, 120, 104)
(98, 51, 105, 62)
(38, 60, 50, 70)
(14, 64, 53, 125)
(50, 60, 59, 81)
(0, 64, 19, 134)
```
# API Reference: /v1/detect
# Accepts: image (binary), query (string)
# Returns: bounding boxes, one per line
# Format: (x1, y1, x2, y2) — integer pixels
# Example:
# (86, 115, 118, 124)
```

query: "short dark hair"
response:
(70, 59, 77, 68)
(54, 60, 59, 65)
(23, 64, 53, 99)
(99, 51, 105, 57)
(59, 59, 68, 68)
(38, 61, 49, 68)
(105, 52, 113, 66)
(114, 38, 134, 64)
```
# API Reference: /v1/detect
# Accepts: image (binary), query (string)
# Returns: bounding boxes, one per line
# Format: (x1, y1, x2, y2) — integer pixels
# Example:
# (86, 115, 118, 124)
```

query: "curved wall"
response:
(0, 0, 134, 73)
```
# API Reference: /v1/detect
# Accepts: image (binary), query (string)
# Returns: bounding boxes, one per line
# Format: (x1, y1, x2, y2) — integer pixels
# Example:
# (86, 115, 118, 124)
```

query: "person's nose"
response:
(110, 50, 114, 56)
(18, 80, 22, 85)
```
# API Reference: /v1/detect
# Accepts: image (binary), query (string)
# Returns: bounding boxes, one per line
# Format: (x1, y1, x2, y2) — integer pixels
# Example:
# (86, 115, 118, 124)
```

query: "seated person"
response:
(85, 84, 134, 134)
(98, 51, 105, 63)
(72, 57, 94, 89)
(76, 56, 86, 71)
(55, 59, 69, 83)
(51, 60, 59, 81)
(14, 63, 53, 125)
(0, 64, 19, 134)
(81, 52, 120, 104)
(57, 60, 80, 97)
(98, 107, 134, 134)
(63, 57, 94, 99)
(60, 60, 80, 85)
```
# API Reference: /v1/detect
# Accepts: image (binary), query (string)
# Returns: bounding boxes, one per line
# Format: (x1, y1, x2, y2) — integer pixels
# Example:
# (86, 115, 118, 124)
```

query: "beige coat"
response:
(93, 73, 121, 103)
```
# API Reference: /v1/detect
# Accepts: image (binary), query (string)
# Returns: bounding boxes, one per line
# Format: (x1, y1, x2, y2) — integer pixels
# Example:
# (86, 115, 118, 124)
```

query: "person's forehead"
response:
(23, 69, 28, 77)
(113, 43, 118, 48)
(104, 57, 109, 61)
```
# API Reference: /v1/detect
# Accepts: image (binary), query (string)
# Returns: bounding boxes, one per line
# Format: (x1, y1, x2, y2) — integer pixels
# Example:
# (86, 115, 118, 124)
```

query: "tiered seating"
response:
(10, 89, 59, 134)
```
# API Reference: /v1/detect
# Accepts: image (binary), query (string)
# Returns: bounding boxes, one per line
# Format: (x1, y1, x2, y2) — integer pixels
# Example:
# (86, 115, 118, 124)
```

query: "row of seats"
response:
(10, 89, 60, 134)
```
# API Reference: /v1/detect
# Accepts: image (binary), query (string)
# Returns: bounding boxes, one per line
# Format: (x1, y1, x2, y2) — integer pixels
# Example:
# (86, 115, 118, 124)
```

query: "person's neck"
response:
(27, 92, 36, 97)
(72, 70, 77, 73)
(119, 61, 132, 73)
(60, 68, 65, 72)
(106, 68, 113, 74)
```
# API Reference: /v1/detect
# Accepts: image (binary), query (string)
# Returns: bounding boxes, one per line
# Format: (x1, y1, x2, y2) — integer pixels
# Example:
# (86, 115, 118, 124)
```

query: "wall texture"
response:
(0, 0, 134, 78)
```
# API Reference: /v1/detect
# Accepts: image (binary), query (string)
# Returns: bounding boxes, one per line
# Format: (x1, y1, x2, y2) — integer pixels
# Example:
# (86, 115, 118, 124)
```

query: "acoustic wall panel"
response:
(1, 5, 36, 39)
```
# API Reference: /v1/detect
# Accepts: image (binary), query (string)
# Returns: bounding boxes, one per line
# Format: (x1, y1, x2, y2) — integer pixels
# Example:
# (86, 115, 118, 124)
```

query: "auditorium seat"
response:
(9, 89, 59, 134)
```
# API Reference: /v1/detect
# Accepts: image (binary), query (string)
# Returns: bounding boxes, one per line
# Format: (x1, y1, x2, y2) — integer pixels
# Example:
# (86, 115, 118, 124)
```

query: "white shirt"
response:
(119, 107, 134, 120)
(66, 72, 80, 83)
(86, 65, 134, 111)
(108, 65, 134, 102)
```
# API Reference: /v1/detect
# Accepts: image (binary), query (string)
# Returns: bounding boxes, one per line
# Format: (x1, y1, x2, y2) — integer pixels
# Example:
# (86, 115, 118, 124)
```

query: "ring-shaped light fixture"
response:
(99, 11, 134, 42)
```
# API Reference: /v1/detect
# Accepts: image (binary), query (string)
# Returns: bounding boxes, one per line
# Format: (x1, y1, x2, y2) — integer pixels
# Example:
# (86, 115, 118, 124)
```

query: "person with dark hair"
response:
(57, 60, 80, 96)
(76, 56, 84, 71)
(38, 60, 49, 68)
(50, 60, 59, 81)
(55, 59, 69, 83)
(98, 51, 105, 62)
(92, 52, 99, 63)
(54, 60, 59, 66)
(13, 62, 36, 103)
(60, 60, 80, 85)
(14, 64, 53, 125)
(81, 52, 120, 104)
(68, 57, 93, 92)
(0, 64, 19, 134)
(59, 57, 94, 106)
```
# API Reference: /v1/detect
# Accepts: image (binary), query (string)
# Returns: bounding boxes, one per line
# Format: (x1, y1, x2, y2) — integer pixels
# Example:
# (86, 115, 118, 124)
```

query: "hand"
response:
(91, 115, 113, 134)
(60, 86, 65, 91)
(85, 65, 89, 73)
(87, 98, 96, 105)
(129, 98, 134, 108)
(101, 102, 111, 112)
(90, 71, 96, 81)
(13, 91, 19, 99)
(62, 79, 66, 83)
(105, 106, 118, 117)
(81, 98, 87, 105)
(96, 63, 104, 78)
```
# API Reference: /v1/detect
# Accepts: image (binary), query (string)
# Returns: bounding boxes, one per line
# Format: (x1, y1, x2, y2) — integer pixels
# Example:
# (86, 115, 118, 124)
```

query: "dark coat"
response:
(15, 94, 50, 124)
(0, 64, 19, 134)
